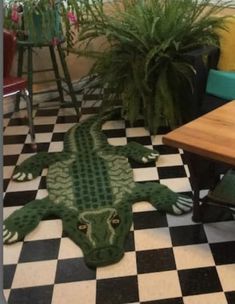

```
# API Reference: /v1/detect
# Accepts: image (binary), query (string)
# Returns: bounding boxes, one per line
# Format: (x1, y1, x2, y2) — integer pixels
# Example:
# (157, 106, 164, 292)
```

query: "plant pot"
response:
(24, 7, 63, 44)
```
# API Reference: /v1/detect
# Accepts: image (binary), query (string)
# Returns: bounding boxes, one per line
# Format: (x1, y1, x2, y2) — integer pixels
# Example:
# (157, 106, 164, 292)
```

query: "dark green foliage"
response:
(74, 0, 232, 134)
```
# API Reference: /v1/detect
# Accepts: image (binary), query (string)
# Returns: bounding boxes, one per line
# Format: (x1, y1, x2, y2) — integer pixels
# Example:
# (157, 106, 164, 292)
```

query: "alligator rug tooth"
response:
(4, 110, 192, 267)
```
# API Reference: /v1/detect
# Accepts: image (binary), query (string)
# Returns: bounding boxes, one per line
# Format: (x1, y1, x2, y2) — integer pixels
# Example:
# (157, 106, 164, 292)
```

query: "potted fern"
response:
(74, 0, 233, 134)
(3, 0, 82, 48)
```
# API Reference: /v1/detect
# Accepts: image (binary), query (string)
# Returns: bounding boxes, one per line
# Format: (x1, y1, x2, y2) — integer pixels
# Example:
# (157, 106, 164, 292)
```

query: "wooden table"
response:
(163, 100, 235, 221)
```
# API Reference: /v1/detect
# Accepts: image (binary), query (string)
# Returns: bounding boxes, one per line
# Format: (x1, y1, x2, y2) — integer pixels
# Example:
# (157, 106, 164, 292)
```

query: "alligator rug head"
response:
(3, 110, 193, 268)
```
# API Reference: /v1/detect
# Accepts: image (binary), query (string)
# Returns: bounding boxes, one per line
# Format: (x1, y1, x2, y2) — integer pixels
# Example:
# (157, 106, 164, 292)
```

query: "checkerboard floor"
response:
(3, 93, 235, 304)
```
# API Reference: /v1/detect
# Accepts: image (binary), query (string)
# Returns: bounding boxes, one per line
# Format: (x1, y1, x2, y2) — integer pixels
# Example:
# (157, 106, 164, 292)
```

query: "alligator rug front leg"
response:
(3, 197, 60, 244)
(12, 152, 71, 181)
(113, 142, 159, 163)
(131, 182, 193, 215)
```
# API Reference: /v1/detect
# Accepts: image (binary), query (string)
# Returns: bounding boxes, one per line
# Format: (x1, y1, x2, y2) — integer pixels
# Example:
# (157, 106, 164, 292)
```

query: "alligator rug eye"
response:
(3, 110, 193, 267)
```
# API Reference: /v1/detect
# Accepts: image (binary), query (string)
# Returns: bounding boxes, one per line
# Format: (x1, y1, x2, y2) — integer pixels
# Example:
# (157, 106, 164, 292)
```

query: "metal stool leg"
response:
(27, 45, 34, 108)
(15, 46, 25, 111)
(22, 89, 37, 150)
(49, 45, 65, 103)
(57, 44, 80, 118)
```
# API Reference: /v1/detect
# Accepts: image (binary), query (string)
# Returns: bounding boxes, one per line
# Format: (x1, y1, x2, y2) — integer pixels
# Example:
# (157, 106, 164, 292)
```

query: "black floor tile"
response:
(124, 231, 135, 252)
(102, 129, 126, 138)
(34, 125, 54, 133)
(22, 143, 50, 153)
(8, 117, 26, 126)
(158, 166, 187, 179)
(96, 276, 139, 304)
(153, 145, 179, 155)
(19, 239, 61, 263)
(38, 176, 47, 189)
(129, 159, 156, 169)
(3, 264, 16, 289)
(3, 179, 10, 192)
(51, 132, 65, 142)
(4, 155, 19, 166)
(8, 285, 54, 304)
(210, 241, 235, 265)
(82, 107, 99, 114)
(225, 291, 235, 304)
(133, 211, 168, 230)
(4, 190, 37, 207)
(136, 248, 176, 274)
(56, 116, 78, 123)
(4, 135, 27, 145)
(178, 267, 222, 296)
(127, 136, 152, 146)
(170, 224, 208, 246)
(141, 298, 183, 304)
(55, 258, 96, 283)
(36, 109, 59, 116)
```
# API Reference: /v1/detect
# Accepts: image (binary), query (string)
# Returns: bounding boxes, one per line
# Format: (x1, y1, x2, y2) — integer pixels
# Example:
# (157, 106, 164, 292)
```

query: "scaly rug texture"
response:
(3, 110, 193, 267)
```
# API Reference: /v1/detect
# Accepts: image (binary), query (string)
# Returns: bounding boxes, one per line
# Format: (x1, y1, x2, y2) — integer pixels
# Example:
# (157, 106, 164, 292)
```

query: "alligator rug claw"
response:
(3, 110, 193, 267)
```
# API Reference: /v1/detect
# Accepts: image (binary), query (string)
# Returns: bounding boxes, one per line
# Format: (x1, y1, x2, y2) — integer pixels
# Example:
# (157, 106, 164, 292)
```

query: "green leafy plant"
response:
(3, 0, 83, 48)
(74, 0, 233, 133)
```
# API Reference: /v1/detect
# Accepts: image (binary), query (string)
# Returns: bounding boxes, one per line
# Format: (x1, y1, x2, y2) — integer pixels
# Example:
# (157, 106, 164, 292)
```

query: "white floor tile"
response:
(12, 260, 57, 288)
(52, 281, 96, 304)
(126, 127, 150, 137)
(58, 237, 84, 260)
(133, 168, 158, 182)
(7, 177, 41, 192)
(4, 125, 29, 135)
(107, 137, 127, 146)
(3, 166, 15, 179)
(174, 244, 215, 270)
(34, 116, 57, 125)
(183, 292, 227, 304)
(102, 120, 125, 130)
(160, 177, 192, 193)
(204, 221, 235, 243)
(26, 133, 53, 143)
(217, 264, 235, 291)
(53, 123, 75, 133)
(48, 142, 64, 152)
(132, 201, 156, 213)
(134, 228, 172, 251)
(96, 251, 137, 279)
(4, 145, 23, 156)
(3, 289, 10, 302)
(3, 242, 23, 265)
(151, 135, 163, 145)
(138, 270, 182, 301)
(167, 212, 196, 227)
(25, 220, 63, 241)
(157, 154, 183, 167)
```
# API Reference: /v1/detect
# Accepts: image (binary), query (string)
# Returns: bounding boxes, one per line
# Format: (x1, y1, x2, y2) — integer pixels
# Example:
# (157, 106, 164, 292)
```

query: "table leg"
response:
(183, 152, 221, 222)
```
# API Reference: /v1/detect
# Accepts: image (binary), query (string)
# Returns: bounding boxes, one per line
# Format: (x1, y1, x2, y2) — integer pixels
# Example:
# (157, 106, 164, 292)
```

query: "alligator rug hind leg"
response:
(3, 110, 193, 267)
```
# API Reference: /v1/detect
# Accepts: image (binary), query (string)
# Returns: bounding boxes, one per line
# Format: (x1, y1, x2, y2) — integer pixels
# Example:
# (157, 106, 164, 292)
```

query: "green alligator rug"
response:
(3, 110, 192, 267)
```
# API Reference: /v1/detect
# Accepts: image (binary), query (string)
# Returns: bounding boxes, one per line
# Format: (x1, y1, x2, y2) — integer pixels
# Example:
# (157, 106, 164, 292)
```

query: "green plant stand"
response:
(16, 40, 80, 118)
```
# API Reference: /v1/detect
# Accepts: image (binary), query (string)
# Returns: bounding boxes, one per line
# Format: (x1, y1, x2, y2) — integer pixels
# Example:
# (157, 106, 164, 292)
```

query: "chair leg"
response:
(15, 46, 25, 111)
(49, 45, 65, 104)
(27, 46, 34, 108)
(22, 89, 37, 150)
(57, 44, 81, 119)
